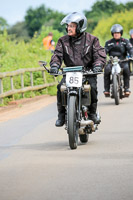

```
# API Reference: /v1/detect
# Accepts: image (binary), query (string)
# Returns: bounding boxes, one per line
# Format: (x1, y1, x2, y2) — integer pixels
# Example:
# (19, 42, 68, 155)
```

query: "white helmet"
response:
(129, 29, 133, 35)
(61, 12, 87, 34)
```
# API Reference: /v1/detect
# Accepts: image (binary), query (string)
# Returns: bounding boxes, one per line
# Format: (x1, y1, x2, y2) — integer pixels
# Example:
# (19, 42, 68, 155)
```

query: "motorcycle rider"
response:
(129, 29, 133, 46)
(104, 24, 133, 96)
(50, 12, 106, 127)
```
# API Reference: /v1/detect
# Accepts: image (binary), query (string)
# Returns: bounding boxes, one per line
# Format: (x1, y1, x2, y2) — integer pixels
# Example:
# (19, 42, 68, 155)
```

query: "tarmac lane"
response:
(0, 75, 133, 200)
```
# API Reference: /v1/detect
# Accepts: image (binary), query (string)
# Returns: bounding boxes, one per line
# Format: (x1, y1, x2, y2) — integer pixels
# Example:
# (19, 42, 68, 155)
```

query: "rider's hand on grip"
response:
(93, 65, 103, 73)
(50, 66, 59, 74)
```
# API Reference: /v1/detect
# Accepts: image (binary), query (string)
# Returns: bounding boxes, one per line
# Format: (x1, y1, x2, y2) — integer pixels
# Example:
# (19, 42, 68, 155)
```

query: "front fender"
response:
(69, 91, 78, 96)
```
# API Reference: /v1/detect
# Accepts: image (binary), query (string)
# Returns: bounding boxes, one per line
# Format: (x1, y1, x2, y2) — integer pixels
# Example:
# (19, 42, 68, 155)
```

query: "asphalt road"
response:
(0, 75, 133, 200)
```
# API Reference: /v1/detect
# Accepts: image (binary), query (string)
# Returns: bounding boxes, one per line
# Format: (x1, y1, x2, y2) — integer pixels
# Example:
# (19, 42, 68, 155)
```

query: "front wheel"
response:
(68, 96, 78, 150)
(112, 73, 120, 105)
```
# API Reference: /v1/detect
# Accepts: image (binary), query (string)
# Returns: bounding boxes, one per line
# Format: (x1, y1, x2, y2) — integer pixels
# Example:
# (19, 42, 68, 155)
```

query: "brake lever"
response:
(44, 66, 50, 73)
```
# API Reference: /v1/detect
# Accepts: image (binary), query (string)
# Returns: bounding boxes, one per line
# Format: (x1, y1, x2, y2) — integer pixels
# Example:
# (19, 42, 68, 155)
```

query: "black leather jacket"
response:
(129, 38, 133, 46)
(50, 32, 106, 69)
(105, 38, 133, 59)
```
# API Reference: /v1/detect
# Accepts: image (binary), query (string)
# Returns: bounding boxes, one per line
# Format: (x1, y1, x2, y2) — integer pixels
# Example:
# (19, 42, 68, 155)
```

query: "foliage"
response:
(8, 22, 30, 42)
(25, 5, 50, 37)
(0, 26, 63, 72)
(125, 2, 133, 10)
(0, 17, 9, 31)
(0, 28, 62, 104)
(92, 9, 133, 42)
(84, 0, 133, 33)
(0, 30, 51, 72)
(46, 11, 66, 33)
(37, 26, 64, 47)
(25, 5, 65, 37)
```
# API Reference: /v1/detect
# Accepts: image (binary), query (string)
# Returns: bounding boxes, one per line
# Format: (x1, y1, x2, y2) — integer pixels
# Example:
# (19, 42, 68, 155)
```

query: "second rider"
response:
(104, 24, 133, 96)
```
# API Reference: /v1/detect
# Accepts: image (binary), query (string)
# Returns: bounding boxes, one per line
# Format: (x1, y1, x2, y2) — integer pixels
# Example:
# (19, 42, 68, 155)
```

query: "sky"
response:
(0, 0, 133, 25)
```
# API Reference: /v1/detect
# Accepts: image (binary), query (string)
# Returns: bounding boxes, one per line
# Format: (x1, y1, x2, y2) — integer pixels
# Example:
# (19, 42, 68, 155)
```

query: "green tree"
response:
(8, 22, 30, 42)
(84, 0, 118, 33)
(25, 5, 50, 37)
(125, 2, 133, 10)
(92, 9, 133, 43)
(90, 0, 117, 14)
(45, 11, 66, 33)
(0, 17, 9, 31)
(84, 0, 132, 33)
(116, 3, 126, 12)
(25, 5, 65, 37)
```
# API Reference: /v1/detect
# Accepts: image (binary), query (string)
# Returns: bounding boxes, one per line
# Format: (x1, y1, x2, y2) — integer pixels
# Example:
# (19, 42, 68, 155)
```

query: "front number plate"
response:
(66, 72, 82, 87)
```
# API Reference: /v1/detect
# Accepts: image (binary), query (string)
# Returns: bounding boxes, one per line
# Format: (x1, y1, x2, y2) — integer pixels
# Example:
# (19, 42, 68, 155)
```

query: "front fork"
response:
(78, 87, 82, 121)
(111, 73, 121, 93)
(66, 88, 82, 127)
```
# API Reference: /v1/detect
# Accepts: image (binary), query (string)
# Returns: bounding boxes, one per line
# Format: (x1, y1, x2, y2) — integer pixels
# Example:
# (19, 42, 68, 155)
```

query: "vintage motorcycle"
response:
(105, 56, 132, 105)
(39, 61, 101, 150)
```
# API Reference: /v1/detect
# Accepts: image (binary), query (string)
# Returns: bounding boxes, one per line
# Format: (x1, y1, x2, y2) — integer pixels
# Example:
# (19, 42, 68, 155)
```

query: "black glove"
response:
(93, 65, 103, 73)
(49, 66, 59, 74)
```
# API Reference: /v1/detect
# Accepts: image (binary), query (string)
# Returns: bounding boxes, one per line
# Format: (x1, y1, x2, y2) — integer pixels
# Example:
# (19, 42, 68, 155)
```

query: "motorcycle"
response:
(105, 56, 132, 105)
(39, 61, 101, 150)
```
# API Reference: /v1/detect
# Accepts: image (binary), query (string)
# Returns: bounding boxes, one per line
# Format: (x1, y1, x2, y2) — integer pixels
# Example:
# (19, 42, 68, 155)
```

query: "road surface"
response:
(0, 75, 133, 200)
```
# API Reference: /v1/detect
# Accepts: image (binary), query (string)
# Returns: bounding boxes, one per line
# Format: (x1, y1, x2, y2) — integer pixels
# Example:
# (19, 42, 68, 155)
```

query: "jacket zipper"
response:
(65, 46, 69, 54)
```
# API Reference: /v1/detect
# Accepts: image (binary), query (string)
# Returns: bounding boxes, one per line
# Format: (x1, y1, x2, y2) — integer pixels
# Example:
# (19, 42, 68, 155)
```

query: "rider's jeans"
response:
(104, 61, 130, 90)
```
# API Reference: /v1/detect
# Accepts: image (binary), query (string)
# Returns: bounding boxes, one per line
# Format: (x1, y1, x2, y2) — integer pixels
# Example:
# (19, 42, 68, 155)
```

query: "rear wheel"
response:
(119, 86, 123, 99)
(113, 73, 119, 105)
(68, 96, 78, 150)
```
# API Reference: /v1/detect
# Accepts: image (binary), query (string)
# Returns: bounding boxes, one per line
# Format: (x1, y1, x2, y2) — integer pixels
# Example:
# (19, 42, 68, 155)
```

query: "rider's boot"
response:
(103, 88, 110, 97)
(124, 88, 131, 97)
(88, 103, 101, 124)
(55, 104, 65, 127)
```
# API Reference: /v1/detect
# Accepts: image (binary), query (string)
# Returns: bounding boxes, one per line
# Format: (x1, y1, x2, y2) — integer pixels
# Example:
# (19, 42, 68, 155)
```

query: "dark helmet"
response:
(129, 29, 133, 35)
(60, 12, 87, 34)
(111, 24, 123, 36)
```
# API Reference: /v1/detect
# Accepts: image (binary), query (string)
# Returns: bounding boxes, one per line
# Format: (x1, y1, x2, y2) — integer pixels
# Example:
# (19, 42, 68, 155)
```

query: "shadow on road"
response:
(0, 141, 70, 151)
(0, 140, 97, 152)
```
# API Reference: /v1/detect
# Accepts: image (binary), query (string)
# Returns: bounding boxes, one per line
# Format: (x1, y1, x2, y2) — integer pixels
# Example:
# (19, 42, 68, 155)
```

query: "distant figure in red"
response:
(43, 32, 55, 52)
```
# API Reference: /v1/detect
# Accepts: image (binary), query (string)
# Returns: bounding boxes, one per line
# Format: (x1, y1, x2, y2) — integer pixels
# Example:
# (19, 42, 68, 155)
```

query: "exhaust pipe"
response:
(80, 119, 94, 127)
(79, 119, 96, 132)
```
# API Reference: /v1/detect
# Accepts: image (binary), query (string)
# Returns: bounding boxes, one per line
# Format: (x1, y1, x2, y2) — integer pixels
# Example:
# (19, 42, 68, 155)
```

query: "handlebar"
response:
(108, 56, 133, 64)
(50, 70, 102, 77)
(119, 57, 133, 63)
(38, 61, 103, 76)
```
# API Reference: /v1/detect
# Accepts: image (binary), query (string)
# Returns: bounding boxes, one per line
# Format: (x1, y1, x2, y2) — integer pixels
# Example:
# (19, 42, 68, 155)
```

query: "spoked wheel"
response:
(119, 76, 123, 99)
(112, 73, 120, 105)
(79, 134, 89, 143)
(119, 86, 123, 99)
(68, 96, 78, 150)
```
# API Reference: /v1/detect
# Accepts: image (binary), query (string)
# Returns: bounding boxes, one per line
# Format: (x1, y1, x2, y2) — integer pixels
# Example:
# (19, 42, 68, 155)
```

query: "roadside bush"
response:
(92, 9, 133, 42)
(0, 27, 63, 105)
